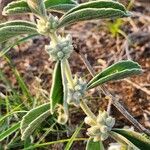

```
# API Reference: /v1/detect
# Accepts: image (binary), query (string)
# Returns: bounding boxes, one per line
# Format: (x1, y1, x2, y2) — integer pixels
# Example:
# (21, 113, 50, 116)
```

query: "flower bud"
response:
(84, 117, 95, 126)
(45, 34, 73, 61)
(57, 51, 64, 59)
(101, 133, 109, 141)
(87, 126, 101, 135)
(93, 135, 101, 142)
(105, 117, 115, 127)
(100, 125, 108, 133)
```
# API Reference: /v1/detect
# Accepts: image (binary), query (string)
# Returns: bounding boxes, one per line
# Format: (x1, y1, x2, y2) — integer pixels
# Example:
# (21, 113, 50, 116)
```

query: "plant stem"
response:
(50, 32, 58, 45)
(80, 99, 97, 122)
(79, 52, 150, 136)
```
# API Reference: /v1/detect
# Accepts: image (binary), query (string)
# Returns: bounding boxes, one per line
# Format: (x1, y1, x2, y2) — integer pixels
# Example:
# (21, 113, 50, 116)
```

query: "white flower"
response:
(85, 111, 115, 141)
(67, 76, 87, 106)
(37, 15, 58, 35)
(45, 34, 73, 61)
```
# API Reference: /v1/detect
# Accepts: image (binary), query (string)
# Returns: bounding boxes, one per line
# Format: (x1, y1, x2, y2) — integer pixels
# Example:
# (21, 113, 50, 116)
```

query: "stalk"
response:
(80, 99, 97, 122)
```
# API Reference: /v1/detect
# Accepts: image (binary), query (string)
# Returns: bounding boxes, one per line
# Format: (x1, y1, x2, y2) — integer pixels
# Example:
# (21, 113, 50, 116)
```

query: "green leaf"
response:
(50, 61, 64, 113)
(57, 0, 130, 28)
(112, 129, 150, 150)
(0, 122, 20, 141)
(0, 34, 38, 57)
(66, 0, 126, 15)
(0, 20, 38, 44)
(87, 60, 142, 89)
(3, 0, 77, 15)
(86, 138, 105, 150)
(3, 0, 30, 15)
(20, 103, 50, 140)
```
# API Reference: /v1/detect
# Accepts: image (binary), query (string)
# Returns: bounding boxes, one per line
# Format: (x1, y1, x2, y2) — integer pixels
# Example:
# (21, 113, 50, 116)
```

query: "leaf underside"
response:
(87, 60, 142, 89)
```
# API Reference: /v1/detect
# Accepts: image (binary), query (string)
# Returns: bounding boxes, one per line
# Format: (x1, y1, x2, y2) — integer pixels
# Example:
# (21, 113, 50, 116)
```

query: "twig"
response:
(78, 52, 150, 136)
(124, 79, 150, 96)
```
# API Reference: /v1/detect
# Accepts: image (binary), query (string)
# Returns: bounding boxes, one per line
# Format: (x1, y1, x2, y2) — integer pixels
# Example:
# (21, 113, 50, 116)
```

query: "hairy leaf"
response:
(58, 0, 129, 28)
(3, 0, 30, 15)
(21, 110, 50, 140)
(0, 122, 20, 141)
(112, 129, 150, 149)
(20, 103, 50, 140)
(87, 60, 142, 89)
(3, 0, 77, 15)
(45, 0, 77, 13)
(50, 61, 64, 113)
(0, 20, 38, 44)
(86, 138, 104, 150)
(65, 0, 126, 15)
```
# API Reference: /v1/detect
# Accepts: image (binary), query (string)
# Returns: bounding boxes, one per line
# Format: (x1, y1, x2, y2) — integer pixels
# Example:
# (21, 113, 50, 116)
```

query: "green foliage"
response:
(0, 20, 38, 44)
(50, 61, 64, 113)
(57, 0, 130, 28)
(3, 0, 77, 15)
(87, 60, 142, 89)
(86, 138, 104, 150)
(20, 103, 50, 140)
(107, 19, 124, 37)
(0, 122, 20, 141)
(112, 129, 150, 149)
(45, 0, 77, 13)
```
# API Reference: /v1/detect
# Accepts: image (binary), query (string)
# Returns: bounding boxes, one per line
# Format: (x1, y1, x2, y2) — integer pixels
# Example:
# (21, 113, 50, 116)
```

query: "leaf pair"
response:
(0, 20, 38, 44)
(112, 129, 150, 149)
(87, 60, 142, 89)
(20, 103, 51, 140)
(58, 0, 130, 28)
(3, 0, 77, 15)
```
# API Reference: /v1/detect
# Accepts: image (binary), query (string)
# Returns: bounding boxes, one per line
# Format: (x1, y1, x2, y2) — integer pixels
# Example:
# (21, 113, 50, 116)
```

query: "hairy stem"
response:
(80, 99, 97, 122)
(49, 32, 58, 45)
(79, 52, 150, 136)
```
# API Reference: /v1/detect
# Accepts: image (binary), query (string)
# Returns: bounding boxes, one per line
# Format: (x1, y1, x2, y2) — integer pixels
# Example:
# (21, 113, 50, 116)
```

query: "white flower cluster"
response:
(45, 34, 73, 61)
(67, 76, 87, 106)
(85, 111, 115, 141)
(37, 15, 58, 35)
(57, 105, 68, 125)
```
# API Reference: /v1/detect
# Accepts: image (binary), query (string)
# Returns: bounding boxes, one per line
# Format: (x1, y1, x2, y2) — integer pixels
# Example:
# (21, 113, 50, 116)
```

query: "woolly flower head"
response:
(37, 15, 58, 35)
(45, 34, 73, 61)
(85, 111, 115, 141)
(67, 76, 87, 106)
